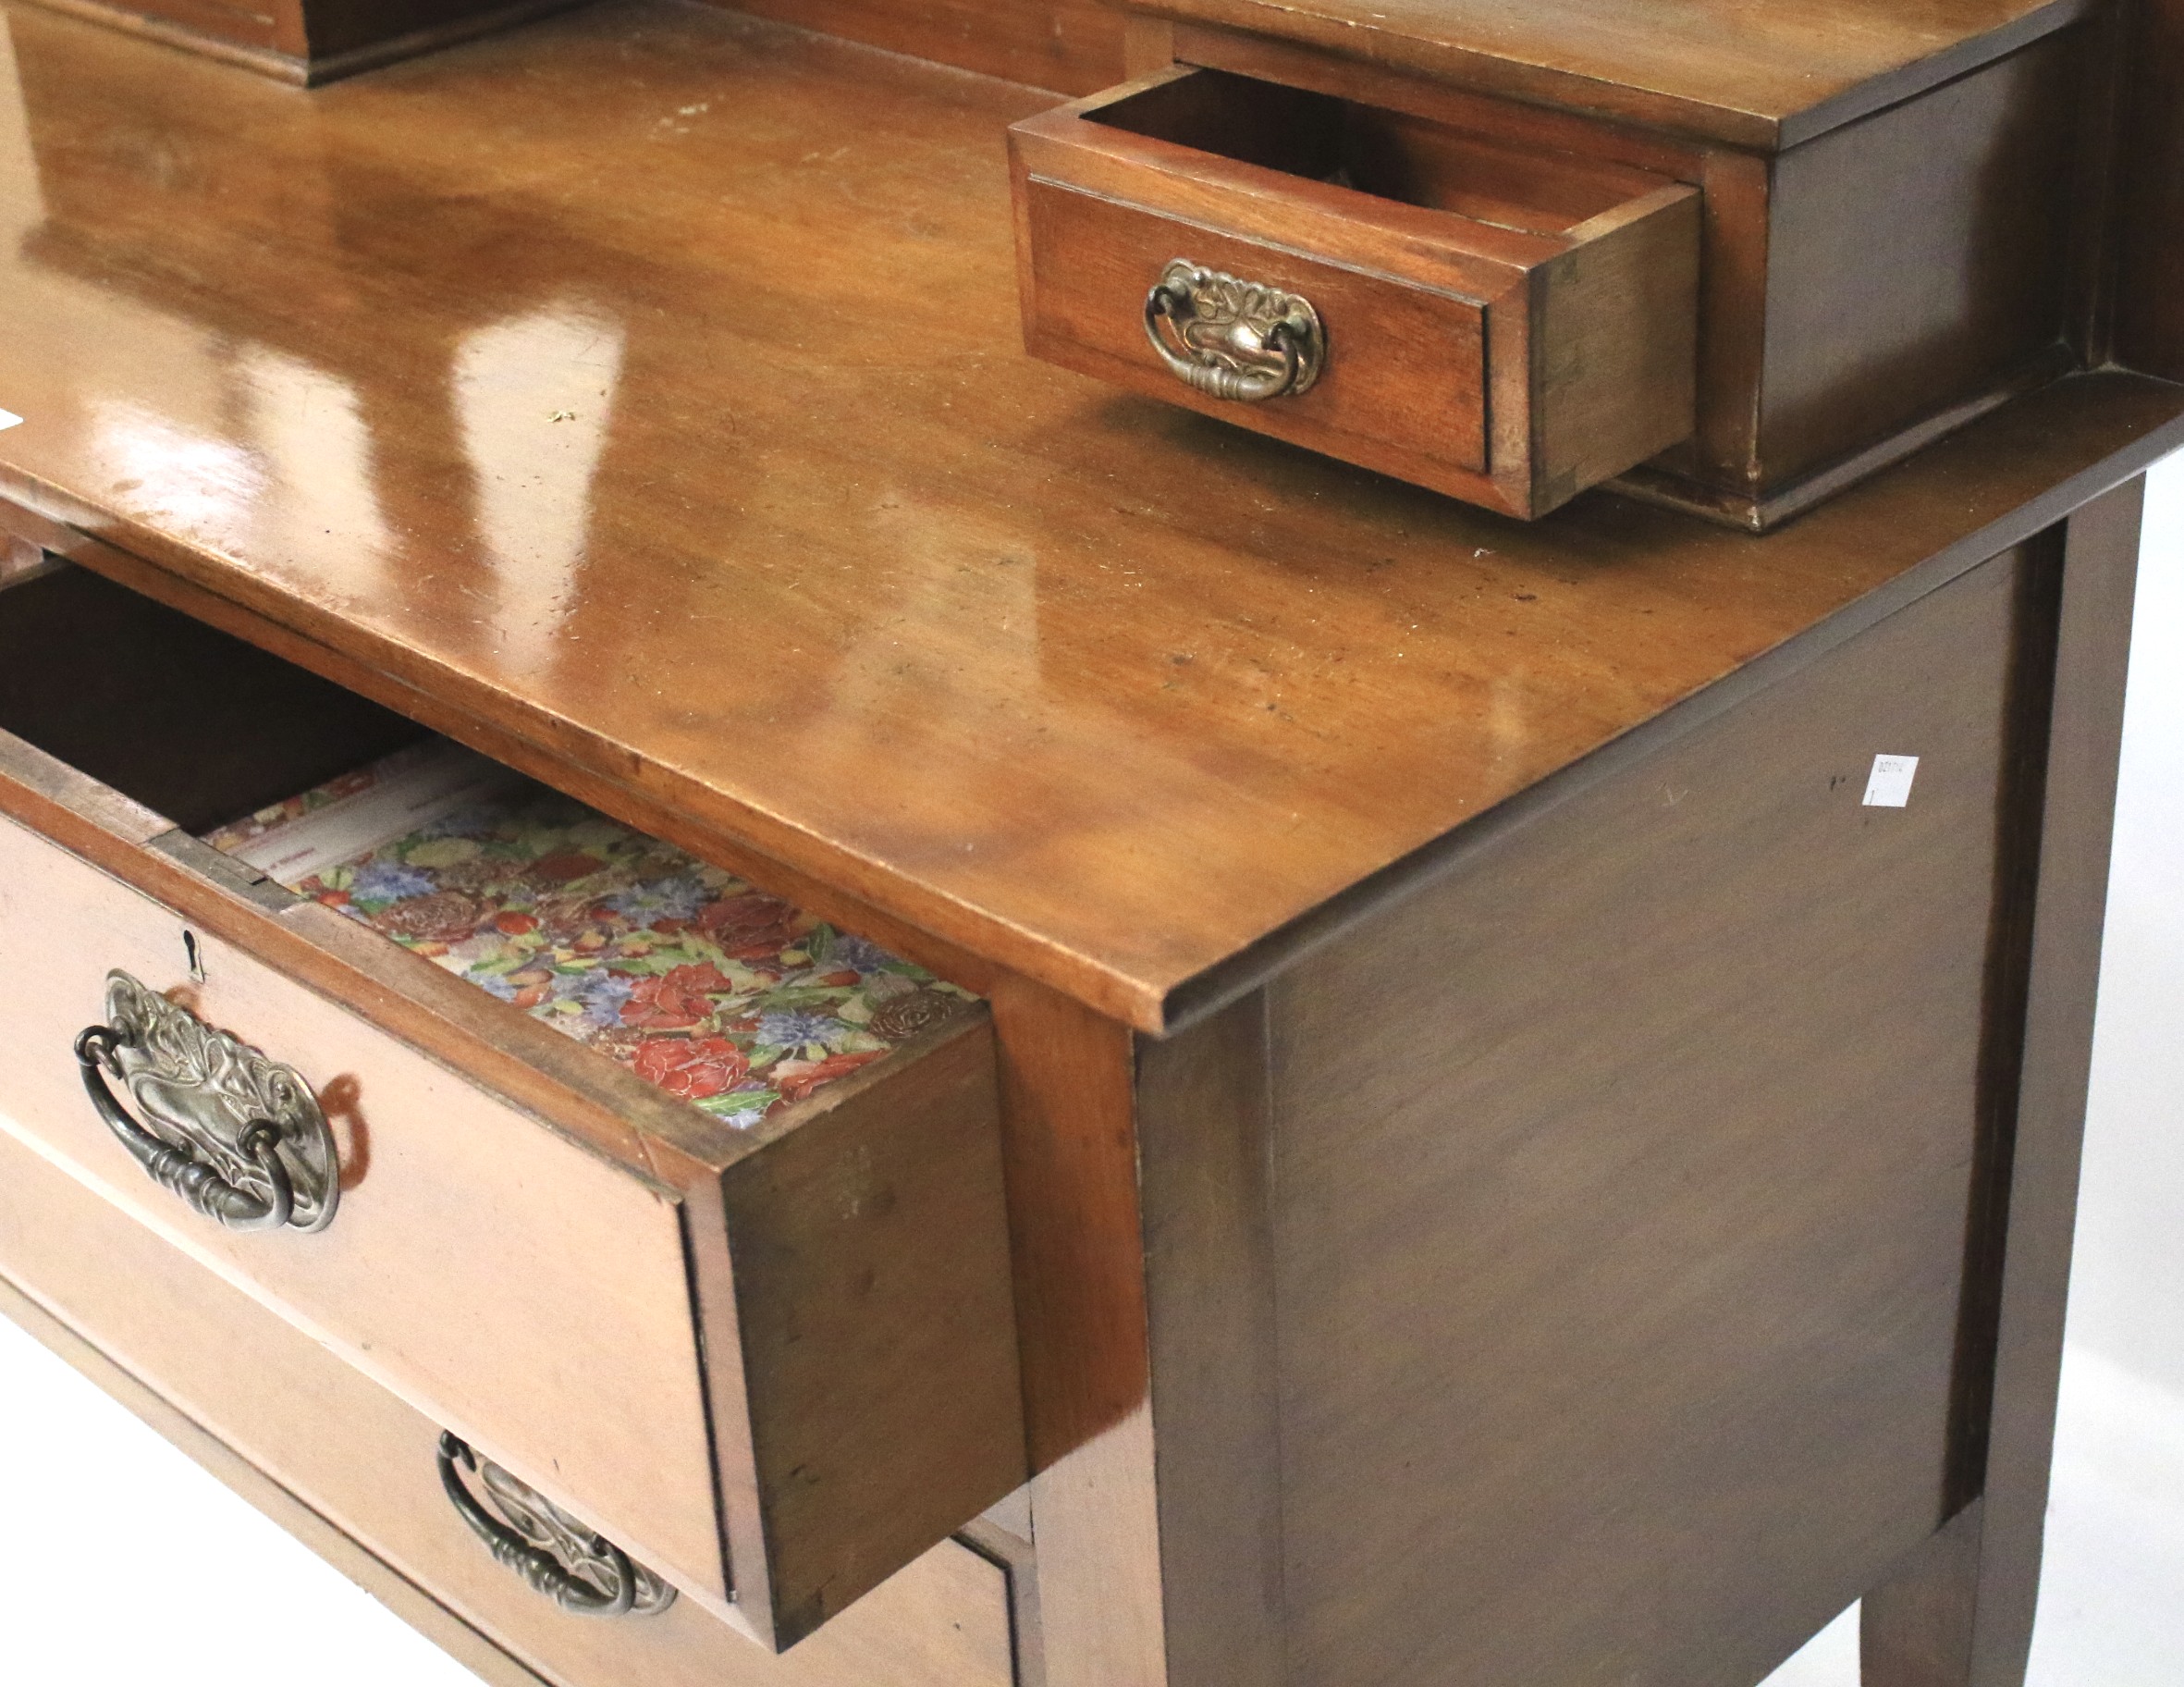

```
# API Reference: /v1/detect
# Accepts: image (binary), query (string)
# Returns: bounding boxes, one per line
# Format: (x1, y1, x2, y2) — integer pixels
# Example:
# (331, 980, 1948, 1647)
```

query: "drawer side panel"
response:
(1258, 543, 2045, 1686)
(718, 1016, 1027, 1646)
(1758, 32, 2086, 490)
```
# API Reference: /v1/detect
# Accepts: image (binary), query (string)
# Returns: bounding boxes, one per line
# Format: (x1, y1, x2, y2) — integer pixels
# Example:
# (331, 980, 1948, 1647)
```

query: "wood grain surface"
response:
(1111, 0, 2090, 148)
(0, 1123, 1019, 1687)
(713, 0, 1123, 93)
(1256, 544, 2045, 1687)
(2, 0, 2181, 1035)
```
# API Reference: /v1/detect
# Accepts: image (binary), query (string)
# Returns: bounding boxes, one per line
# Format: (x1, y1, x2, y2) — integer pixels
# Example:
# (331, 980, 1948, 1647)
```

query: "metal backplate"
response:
(103, 970, 340, 1233)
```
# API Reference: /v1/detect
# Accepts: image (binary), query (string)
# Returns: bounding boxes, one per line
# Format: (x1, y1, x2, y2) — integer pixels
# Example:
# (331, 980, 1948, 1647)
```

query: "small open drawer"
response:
(0, 560, 1026, 1651)
(1009, 66, 1701, 518)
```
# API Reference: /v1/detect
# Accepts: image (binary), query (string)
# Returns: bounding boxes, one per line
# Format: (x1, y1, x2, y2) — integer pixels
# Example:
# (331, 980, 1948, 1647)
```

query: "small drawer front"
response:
(0, 562, 1025, 1653)
(1010, 66, 1701, 519)
(1025, 176, 1491, 474)
(0, 1124, 1019, 1687)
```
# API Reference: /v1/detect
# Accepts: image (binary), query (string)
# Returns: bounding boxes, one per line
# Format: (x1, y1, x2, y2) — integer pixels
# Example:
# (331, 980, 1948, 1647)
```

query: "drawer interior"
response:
(1086, 67, 1668, 236)
(0, 563, 976, 1126)
(201, 742, 975, 1126)
(0, 563, 426, 834)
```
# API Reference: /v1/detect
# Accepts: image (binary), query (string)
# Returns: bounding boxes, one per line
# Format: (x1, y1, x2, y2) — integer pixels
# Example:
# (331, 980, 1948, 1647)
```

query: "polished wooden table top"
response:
(1130, 0, 2085, 146)
(1, 0, 2179, 1029)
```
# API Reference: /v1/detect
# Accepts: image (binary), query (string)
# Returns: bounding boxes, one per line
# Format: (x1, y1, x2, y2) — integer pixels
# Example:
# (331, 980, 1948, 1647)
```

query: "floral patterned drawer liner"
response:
(203, 740, 974, 1127)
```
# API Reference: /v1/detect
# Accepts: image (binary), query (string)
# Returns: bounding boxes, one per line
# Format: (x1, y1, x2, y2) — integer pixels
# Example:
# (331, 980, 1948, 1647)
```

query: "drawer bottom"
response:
(0, 1117, 1020, 1687)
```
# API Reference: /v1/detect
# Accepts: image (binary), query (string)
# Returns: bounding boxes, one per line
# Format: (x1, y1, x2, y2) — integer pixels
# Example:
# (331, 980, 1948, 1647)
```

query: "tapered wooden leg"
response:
(1862, 1502, 1983, 1685)
(1861, 479, 2146, 1687)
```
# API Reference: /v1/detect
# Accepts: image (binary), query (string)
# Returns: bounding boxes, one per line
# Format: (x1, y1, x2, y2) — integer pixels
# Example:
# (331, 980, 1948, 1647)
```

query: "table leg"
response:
(1859, 478, 2145, 1687)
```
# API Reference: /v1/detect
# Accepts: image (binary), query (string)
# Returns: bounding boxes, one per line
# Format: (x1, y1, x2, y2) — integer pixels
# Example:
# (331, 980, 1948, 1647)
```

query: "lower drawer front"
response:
(0, 1117, 1018, 1687)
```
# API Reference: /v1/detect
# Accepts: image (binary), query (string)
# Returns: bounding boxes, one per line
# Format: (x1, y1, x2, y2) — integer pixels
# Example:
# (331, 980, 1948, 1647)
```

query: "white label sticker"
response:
(1863, 754, 1920, 807)
(0, 410, 21, 431)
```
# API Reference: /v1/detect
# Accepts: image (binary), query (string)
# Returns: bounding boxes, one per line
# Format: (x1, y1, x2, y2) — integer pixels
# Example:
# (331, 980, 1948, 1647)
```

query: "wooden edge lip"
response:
(1009, 58, 1199, 128)
(1120, 0, 2092, 152)
(1616, 341, 2086, 533)
(1150, 378, 2184, 1036)
(1771, 0, 2099, 150)
(1564, 179, 1700, 246)
(1122, 2, 1791, 149)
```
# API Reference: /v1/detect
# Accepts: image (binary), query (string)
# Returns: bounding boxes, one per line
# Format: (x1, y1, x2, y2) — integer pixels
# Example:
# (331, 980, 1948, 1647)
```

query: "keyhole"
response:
(183, 930, 205, 983)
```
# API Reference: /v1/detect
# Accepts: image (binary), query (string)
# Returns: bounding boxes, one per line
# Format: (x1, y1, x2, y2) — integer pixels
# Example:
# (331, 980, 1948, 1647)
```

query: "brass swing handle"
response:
(437, 1434, 676, 1618)
(1144, 258, 1326, 403)
(77, 1025, 294, 1231)
(71, 971, 340, 1236)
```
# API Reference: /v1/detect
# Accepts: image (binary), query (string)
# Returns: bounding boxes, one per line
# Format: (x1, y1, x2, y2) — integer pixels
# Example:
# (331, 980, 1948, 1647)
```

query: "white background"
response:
(3, 459, 2181, 1683)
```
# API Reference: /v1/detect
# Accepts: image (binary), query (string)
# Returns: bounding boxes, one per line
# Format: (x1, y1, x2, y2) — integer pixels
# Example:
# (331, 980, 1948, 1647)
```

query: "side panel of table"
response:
(1135, 511, 2120, 1687)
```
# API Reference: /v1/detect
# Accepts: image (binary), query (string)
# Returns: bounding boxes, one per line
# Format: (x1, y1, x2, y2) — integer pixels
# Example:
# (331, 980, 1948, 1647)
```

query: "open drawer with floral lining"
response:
(199, 738, 980, 1132)
(0, 558, 1026, 1653)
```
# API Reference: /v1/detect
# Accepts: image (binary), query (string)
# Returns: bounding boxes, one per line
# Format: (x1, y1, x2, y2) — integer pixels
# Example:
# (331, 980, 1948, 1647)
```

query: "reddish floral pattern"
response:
(697, 894, 808, 960)
(203, 756, 975, 1127)
(634, 1037, 751, 1101)
(774, 1051, 887, 1103)
(622, 963, 738, 1030)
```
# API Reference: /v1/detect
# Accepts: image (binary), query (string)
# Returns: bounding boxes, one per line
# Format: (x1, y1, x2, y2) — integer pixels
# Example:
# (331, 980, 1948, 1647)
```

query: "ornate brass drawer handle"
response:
(74, 971, 339, 1234)
(1143, 258, 1325, 403)
(437, 1434, 677, 1618)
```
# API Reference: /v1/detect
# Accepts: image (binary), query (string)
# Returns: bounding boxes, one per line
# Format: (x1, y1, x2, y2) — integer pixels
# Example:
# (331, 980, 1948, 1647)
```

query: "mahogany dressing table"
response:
(1, 1, 2181, 1683)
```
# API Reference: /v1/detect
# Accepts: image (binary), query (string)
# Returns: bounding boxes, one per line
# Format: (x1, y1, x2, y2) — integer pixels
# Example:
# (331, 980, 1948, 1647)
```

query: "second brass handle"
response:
(1144, 258, 1325, 403)
(437, 1434, 676, 1618)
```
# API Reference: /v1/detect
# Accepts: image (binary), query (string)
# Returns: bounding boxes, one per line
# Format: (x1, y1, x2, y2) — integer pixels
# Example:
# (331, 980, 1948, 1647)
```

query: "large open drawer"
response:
(0, 558, 1026, 1651)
